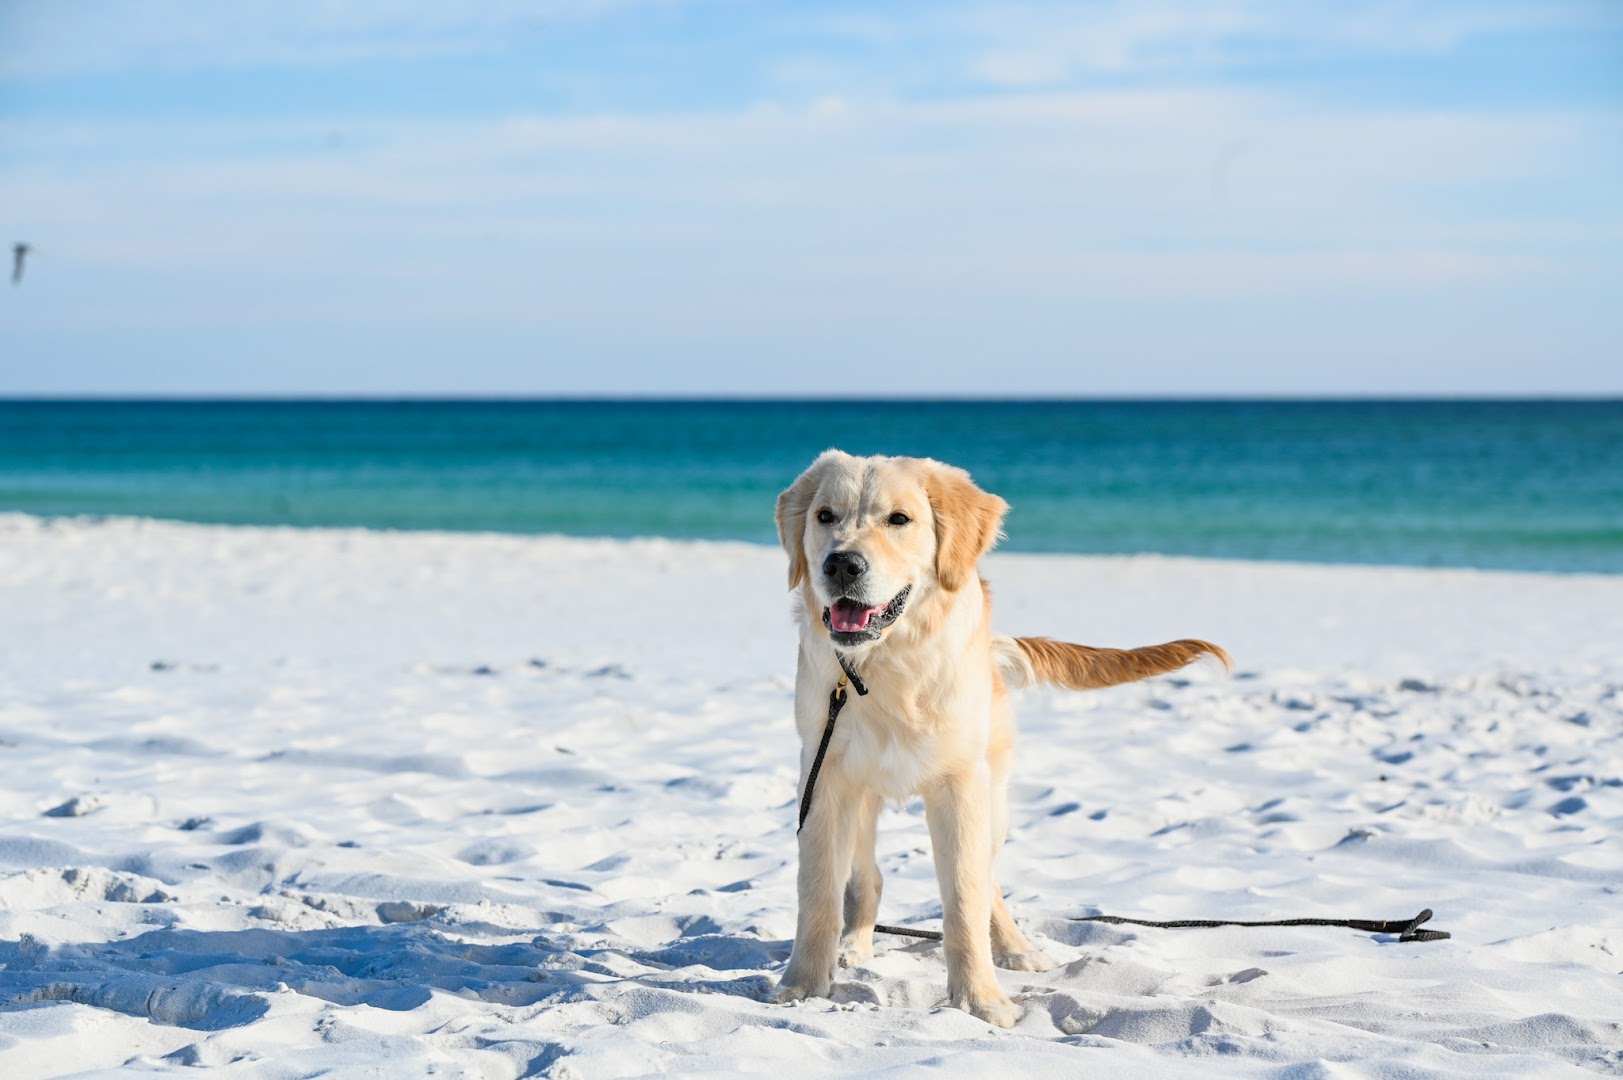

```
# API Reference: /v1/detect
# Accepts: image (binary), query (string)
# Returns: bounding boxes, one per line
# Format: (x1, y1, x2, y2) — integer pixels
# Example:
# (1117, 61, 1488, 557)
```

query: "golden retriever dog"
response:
(773, 450, 1230, 1027)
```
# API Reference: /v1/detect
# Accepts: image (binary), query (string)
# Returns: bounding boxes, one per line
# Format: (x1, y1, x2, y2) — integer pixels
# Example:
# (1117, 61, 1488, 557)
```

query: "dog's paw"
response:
(772, 977, 829, 1004)
(993, 947, 1054, 972)
(837, 933, 874, 968)
(954, 992, 1022, 1028)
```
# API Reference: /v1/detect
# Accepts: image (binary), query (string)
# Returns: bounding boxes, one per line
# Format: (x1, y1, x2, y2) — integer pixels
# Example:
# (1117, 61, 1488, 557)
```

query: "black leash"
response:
(797, 652, 928, 941)
(797, 652, 866, 835)
(868, 910, 1450, 945)
(795, 658, 1451, 945)
(1068, 908, 1449, 943)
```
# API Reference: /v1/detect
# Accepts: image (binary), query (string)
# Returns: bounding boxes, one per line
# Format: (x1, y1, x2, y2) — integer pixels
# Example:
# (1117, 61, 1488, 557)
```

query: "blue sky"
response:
(1, 1, 1619, 396)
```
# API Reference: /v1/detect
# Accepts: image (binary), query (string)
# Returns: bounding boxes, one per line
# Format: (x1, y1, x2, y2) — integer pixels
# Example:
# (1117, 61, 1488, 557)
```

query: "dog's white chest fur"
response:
(834, 697, 942, 799)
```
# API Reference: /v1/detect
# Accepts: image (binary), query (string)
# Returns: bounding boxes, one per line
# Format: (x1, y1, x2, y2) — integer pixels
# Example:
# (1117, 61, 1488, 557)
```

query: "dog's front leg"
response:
(924, 766, 1020, 1028)
(774, 777, 859, 1004)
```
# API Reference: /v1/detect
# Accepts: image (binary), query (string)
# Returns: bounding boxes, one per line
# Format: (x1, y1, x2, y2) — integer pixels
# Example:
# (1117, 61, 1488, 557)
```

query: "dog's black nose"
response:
(822, 551, 868, 588)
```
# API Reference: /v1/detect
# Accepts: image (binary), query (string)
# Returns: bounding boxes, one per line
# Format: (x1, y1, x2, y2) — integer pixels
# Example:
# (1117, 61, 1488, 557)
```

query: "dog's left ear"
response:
(776, 454, 834, 590)
(926, 463, 1008, 592)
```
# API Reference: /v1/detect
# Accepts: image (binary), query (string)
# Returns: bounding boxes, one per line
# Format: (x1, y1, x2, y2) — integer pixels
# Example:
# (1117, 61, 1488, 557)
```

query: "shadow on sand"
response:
(0, 919, 786, 1032)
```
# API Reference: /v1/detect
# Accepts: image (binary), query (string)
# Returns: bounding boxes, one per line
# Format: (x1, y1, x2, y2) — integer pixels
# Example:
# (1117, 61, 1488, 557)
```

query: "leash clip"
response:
(835, 652, 868, 696)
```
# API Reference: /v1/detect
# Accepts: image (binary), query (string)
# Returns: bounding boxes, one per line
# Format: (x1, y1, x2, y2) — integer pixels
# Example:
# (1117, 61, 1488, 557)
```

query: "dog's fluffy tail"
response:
(995, 635, 1231, 690)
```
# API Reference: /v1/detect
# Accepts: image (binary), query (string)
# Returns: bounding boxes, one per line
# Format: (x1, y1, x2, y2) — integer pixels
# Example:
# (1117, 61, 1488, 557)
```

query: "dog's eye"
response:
(816, 508, 835, 525)
(888, 511, 911, 526)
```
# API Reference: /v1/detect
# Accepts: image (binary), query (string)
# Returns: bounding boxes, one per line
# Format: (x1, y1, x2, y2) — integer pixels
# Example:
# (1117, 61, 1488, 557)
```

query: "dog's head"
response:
(775, 451, 1009, 649)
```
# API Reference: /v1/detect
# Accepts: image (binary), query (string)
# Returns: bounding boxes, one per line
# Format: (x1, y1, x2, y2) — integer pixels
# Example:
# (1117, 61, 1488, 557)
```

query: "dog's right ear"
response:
(926, 461, 1008, 593)
(775, 454, 831, 590)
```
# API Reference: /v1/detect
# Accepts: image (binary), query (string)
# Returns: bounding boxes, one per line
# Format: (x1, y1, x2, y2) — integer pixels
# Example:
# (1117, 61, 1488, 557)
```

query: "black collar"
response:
(835, 652, 868, 697)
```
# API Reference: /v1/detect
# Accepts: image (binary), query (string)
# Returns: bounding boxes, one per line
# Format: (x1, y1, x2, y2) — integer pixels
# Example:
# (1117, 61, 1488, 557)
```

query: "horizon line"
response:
(3, 393, 1622, 405)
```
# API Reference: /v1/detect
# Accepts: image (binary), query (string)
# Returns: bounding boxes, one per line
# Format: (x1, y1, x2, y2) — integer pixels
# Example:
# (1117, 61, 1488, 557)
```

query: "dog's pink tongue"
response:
(830, 604, 880, 632)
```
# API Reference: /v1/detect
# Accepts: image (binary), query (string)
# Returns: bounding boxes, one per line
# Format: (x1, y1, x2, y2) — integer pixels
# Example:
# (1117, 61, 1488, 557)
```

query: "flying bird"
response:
(1209, 139, 1250, 199)
(11, 243, 29, 285)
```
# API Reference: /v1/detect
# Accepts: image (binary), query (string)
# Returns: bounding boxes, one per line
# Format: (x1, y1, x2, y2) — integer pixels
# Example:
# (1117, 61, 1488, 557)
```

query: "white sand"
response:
(0, 514, 1620, 1078)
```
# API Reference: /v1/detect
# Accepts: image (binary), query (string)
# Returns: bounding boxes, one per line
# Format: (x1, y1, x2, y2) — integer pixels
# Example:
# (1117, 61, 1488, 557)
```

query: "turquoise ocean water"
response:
(1, 400, 1619, 573)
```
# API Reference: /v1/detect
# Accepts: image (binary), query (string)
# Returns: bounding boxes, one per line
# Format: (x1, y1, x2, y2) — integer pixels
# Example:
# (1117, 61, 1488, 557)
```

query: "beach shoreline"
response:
(6, 398, 1621, 574)
(1, 515, 1619, 1076)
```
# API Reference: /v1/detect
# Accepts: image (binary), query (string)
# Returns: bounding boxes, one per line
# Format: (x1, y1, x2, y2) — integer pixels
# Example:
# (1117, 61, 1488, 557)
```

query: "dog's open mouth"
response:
(822, 585, 911, 645)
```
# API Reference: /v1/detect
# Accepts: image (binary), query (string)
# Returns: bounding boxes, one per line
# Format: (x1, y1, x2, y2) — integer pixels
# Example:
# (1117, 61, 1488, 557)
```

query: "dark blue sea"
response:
(1, 400, 1619, 573)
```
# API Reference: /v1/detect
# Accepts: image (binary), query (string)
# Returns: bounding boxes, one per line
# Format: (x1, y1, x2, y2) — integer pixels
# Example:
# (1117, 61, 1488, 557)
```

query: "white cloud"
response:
(2, 89, 1607, 303)
(0, 0, 656, 77)
(2, 0, 1618, 393)
(4, 0, 1612, 85)
(852, 0, 1612, 88)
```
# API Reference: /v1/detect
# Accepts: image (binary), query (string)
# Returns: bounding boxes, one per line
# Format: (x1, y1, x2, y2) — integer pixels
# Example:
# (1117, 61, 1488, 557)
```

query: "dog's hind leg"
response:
(987, 738, 1054, 972)
(990, 882, 1052, 972)
(839, 791, 884, 967)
